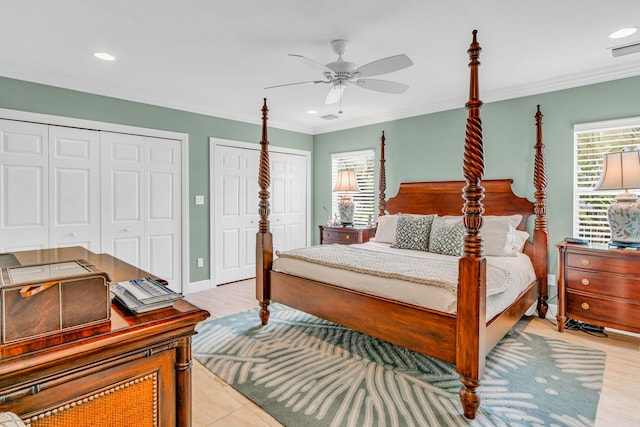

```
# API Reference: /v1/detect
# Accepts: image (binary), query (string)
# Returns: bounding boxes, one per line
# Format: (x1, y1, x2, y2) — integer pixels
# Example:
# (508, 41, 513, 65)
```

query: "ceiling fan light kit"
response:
(265, 39, 413, 106)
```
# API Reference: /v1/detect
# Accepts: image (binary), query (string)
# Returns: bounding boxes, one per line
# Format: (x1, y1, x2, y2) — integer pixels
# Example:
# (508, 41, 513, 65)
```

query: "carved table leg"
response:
(176, 337, 193, 427)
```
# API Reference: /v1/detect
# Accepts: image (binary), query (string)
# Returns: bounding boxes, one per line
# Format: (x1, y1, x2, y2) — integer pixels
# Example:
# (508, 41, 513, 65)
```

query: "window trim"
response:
(330, 149, 375, 227)
(573, 116, 640, 242)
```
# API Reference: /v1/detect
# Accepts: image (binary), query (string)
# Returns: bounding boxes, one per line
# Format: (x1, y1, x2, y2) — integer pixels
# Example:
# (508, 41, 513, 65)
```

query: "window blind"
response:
(331, 149, 375, 226)
(574, 119, 640, 244)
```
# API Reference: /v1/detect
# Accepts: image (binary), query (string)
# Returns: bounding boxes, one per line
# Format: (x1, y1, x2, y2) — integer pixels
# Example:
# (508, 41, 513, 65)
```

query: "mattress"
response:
(272, 241, 537, 321)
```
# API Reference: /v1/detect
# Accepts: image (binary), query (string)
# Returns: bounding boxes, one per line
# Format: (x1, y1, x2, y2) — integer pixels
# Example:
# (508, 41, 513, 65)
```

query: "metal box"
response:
(1, 259, 111, 344)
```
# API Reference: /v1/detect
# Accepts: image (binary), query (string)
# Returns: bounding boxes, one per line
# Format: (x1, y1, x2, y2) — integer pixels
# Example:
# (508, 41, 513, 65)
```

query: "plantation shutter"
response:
(574, 119, 640, 244)
(331, 150, 375, 226)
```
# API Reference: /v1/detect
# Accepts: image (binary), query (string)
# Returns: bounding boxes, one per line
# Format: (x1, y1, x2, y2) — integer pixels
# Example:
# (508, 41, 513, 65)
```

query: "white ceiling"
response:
(2, 1, 640, 135)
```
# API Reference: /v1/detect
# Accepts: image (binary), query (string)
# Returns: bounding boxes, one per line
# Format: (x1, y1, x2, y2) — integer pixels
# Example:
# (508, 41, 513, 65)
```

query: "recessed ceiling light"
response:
(94, 52, 115, 61)
(306, 110, 318, 115)
(609, 27, 637, 39)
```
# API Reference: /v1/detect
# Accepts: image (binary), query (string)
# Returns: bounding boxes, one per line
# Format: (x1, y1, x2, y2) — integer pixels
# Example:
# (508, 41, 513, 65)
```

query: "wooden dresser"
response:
(557, 242, 640, 334)
(0, 247, 209, 427)
(319, 225, 375, 245)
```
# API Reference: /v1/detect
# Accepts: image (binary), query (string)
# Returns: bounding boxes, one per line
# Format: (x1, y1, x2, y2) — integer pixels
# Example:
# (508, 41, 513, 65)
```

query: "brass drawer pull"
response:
(345, 235, 350, 240)
(581, 258, 590, 266)
(581, 278, 590, 286)
(581, 302, 590, 310)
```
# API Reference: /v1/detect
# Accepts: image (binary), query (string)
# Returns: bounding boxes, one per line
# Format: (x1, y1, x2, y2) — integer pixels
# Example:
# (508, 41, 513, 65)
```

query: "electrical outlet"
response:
(197, 258, 204, 268)
(547, 273, 556, 287)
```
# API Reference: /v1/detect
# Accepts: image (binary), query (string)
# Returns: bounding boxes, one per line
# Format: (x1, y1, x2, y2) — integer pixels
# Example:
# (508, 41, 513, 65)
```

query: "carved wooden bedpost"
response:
(256, 98, 273, 325)
(456, 30, 486, 420)
(533, 105, 549, 318)
(378, 131, 387, 217)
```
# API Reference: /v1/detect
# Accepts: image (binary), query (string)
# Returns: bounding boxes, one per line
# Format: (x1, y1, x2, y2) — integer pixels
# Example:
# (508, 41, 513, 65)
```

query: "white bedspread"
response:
(272, 241, 537, 321)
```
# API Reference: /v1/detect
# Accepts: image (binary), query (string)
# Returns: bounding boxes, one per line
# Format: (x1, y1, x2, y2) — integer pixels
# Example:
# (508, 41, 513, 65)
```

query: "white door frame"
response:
(0, 108, 190, 292)
(209, 137, 311, 288)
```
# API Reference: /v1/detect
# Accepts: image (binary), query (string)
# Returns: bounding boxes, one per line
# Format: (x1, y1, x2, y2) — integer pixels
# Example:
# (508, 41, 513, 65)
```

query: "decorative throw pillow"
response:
(429, 217, 465, 256)
(372, 214, 398, 243)
(391, 214, 434, 251)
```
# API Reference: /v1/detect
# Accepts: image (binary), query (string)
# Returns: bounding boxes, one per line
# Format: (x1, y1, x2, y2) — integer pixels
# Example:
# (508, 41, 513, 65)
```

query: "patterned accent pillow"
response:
(391, 214, 434, 251)
(429, 217, 465, 256)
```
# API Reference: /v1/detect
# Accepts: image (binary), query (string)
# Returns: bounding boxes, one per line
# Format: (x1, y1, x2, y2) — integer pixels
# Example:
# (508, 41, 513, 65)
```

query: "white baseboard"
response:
(185, 279, 212, 294)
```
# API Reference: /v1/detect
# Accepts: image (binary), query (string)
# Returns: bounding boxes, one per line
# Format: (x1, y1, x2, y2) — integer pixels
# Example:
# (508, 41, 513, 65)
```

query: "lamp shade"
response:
(594, 150, 640, 191)
(333, 169, 361, 193)
(594, 149, 640, 247)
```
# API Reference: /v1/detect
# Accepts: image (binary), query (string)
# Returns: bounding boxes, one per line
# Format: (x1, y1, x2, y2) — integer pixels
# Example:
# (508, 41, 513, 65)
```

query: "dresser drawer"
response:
(565, 268, 640, 300)
(566, 251, 639, 275)
(320, 226, 374, 245)
(566, 291, 640, 332)
(322, 228, 354, 243)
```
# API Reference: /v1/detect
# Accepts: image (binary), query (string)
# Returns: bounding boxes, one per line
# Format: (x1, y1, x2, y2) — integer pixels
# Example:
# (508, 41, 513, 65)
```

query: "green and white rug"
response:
(193, 304, 604, 427)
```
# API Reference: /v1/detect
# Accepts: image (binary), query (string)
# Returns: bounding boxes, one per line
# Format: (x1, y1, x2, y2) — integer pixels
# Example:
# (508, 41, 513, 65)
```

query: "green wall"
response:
(3, 73, 640, 299)
(313, 75, 640, 304)
(0, 76, 313, 283)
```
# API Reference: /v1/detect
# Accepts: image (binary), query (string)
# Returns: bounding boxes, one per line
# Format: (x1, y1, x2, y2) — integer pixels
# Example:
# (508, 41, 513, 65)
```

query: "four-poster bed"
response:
(255, 31, 549, 419)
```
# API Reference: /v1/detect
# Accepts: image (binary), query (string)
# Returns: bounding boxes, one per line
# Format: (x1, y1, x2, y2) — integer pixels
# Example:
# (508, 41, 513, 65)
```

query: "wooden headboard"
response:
(384, 179, 532, 230)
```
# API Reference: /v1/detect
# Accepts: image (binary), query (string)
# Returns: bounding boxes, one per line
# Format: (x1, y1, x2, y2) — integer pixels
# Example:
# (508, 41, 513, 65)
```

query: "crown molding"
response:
(310, 60, 640, 135)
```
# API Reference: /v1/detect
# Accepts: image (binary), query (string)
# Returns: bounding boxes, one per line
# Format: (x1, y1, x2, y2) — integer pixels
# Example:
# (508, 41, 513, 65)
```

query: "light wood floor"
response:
(186, 280, 640, 427)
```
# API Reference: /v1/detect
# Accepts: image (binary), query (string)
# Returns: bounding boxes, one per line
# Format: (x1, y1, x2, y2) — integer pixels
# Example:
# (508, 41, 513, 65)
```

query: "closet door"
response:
(213, 145, 259, 285)
(145, 138, 182, 289)
(101, 132, 146, 269)
(101, 132, 182, 291)
(49, 126, 101, 251)
(0, 119, 49, 252)
(212, 142, 309, 286)
(270, 151, 307, 253)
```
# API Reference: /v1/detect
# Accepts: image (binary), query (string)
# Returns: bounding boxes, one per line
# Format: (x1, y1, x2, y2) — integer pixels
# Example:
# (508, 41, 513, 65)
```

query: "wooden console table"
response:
(0, 247, 210, 427)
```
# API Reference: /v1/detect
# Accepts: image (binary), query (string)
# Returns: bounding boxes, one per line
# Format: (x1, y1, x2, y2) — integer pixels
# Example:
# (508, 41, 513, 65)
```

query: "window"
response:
(574, 118, 640, 244)
(331, 150, 375, 226)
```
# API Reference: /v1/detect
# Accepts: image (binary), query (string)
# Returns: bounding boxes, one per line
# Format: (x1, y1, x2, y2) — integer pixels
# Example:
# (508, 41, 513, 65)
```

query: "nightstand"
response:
(319, 225, 375, 245)
(557, 242, 640, 334)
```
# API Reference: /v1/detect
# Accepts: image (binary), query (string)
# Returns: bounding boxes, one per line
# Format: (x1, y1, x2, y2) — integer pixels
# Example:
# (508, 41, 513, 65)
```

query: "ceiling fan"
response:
(265, 39, 413, 105)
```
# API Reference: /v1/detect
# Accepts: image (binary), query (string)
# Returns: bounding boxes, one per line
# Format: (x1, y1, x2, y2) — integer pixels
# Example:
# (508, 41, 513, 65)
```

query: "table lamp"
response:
(333, 169, 361, 226)
(594, 150, 640, 247)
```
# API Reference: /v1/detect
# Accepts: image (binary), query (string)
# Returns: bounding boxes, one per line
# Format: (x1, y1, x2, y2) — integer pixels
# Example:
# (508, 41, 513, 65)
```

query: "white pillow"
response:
(481, 217, 517, 256)
(372, 214, 398, 243)
(437, 214, 523, 257)
(513, 230, 530, 252)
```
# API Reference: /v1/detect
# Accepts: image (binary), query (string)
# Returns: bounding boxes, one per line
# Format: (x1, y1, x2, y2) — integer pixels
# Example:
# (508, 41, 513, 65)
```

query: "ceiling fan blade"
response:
(288, 54, 334, 75)
(354, 54, 413, 78)
(354, 79, 409, 94)
(325, 84, 345, 104)
(264, 80, 327, 90)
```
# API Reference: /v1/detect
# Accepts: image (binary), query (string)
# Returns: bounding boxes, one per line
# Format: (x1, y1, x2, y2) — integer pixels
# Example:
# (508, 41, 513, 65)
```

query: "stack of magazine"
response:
(110, 277, 183, 314)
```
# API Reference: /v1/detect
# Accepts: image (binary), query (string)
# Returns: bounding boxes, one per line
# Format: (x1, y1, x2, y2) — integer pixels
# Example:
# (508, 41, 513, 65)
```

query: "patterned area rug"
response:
(193, 304, 604, 427)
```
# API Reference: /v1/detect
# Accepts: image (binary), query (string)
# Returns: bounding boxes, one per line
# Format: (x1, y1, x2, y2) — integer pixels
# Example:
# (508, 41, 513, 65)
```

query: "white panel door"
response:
(0, 119, 49, 252)
(270, 151, 307, 253)
(101, 132, 182, 291)
(145, 137, 182, 291)
(213, 145, 259, 285)
(49, 126, 101, 251)
(101, 132, 146, 269)
(212, 142, 308, 286)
